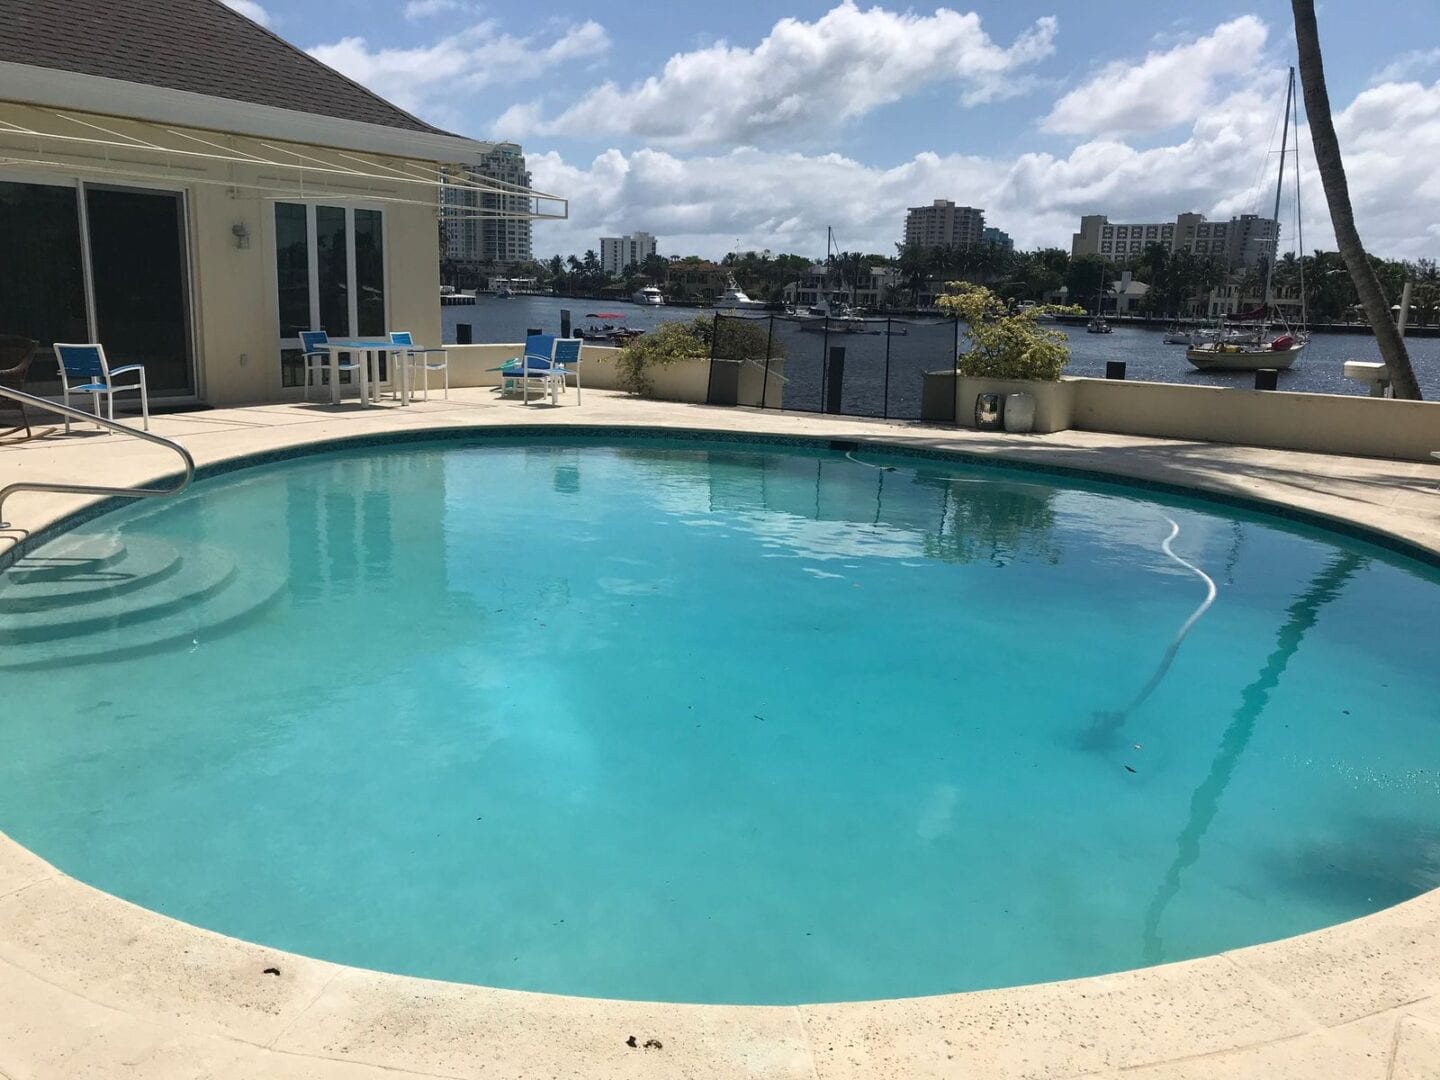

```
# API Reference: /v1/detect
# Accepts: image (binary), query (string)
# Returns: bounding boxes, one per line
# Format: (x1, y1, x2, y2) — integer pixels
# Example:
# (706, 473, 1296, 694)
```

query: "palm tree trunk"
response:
(1292, 1, 1423, 399)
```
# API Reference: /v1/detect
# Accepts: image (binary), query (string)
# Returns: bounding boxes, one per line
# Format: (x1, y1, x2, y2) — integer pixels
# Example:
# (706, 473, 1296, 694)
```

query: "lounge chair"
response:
(0, 336, 37, 439)
(54, 343, 149, 432)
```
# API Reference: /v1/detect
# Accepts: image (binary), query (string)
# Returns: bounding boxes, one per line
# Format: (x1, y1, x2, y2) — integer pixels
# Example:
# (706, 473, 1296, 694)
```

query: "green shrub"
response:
(617, 316, 783, 396)
(935, 282, 1082, 382)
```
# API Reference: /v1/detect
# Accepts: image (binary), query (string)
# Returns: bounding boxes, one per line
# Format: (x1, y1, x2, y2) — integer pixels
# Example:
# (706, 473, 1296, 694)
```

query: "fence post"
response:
(706, 313, 721, 404)
(951, 317, 960, 425)
(760, 315, 775, 409)
(883, 318, 893, 419)
(819, 319, 833, 412)
(825, 347, 846, 414)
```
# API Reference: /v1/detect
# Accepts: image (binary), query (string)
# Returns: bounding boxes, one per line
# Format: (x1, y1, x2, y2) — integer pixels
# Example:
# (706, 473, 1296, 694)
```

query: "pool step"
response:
(0, 544, 238, 644)
(0, 537, 287, 671)
(2, 534, 128, 585)
(0, 536, 185, 614)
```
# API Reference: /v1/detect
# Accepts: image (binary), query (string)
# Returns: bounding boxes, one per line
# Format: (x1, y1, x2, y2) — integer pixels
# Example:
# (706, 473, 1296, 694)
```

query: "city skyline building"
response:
(903, 199, 986, 250)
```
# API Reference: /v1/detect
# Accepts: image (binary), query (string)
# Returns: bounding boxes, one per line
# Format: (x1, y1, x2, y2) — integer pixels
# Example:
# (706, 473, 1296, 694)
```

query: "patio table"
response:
(317, 340, 411, 407)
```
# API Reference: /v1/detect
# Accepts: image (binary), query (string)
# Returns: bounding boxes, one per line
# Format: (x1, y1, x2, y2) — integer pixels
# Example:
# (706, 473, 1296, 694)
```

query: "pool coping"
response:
(2, 393, 1439, 1079)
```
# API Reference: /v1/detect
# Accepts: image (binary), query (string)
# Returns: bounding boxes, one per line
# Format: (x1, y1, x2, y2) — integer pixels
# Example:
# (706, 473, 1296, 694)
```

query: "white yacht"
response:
(714, 274, 768, 310)
(632, 285, 665, 306)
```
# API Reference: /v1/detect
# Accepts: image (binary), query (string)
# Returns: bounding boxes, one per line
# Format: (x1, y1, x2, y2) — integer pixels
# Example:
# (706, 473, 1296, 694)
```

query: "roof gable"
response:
(2, 0, 446, 134)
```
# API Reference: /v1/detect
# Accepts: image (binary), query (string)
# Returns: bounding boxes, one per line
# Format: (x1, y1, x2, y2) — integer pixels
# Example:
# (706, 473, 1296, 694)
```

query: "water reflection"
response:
(612, 447, 1062, 568)
(1141, 551, 1364, 963)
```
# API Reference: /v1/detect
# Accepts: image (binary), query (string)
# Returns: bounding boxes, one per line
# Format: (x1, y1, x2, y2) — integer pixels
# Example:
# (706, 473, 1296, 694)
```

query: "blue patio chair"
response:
(301, 330, 362, 400)
(551, 337, 583, 405)
(54, 343, 149, 432)
(388, 331, 449, 401)
(492, 334, 566, 404)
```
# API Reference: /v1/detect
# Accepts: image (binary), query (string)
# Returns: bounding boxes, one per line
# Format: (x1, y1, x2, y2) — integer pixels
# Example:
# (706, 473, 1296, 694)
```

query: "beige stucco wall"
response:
(0, 103, 442, 407)
(931, 370, 1440, 461)
(1072, 378, 1440, 461)
(444, 344, 786, 407)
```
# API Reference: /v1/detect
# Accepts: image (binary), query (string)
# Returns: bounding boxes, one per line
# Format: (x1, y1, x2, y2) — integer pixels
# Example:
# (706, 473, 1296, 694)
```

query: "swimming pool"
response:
(2, 434, 1438, 1006)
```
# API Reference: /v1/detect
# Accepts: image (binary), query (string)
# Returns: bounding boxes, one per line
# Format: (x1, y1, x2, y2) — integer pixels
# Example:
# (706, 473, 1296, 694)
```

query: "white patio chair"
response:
(54, 343, 149, 432)
(301, 330, 363, 400)
(389, 331, 448, 401)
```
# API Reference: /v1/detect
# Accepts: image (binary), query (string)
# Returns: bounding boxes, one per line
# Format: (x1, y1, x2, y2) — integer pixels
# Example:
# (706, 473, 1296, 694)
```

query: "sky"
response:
(228, 0, 1440, 262)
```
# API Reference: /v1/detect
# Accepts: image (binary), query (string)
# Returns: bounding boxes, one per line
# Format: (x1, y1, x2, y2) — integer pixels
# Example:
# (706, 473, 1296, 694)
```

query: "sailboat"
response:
(1087, 264, 1112, 332)
(1187, 68, 1309, 372)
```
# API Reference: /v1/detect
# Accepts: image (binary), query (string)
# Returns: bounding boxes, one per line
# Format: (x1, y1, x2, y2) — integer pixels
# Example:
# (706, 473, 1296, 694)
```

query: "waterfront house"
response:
(0, 0, 559, 407)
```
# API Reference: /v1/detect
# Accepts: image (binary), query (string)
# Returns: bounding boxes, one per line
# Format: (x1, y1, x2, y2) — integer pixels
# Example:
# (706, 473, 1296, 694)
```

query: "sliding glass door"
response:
(275, 203, 386, 390)
(85, 186, 194, 394)
(0, 179, 193, 396)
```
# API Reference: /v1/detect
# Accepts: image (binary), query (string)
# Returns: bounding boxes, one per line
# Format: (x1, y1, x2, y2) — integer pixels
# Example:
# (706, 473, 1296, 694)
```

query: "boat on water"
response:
(1187, 334, 1305, 371)
(579, 313, 643, 344)
(632, 285, 664, 306)
(1087, 316, 1112, 334)
(714, 274, 768, 311)
(1186, 67, 1309, 373)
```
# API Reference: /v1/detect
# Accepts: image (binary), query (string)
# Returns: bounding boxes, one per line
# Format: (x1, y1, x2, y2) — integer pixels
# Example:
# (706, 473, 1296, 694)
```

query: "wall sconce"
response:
(232, 221, 251, 249)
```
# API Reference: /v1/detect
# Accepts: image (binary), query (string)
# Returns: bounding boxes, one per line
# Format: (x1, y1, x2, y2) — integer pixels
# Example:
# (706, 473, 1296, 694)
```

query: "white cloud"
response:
(308, 20, 608, 114)
(528, 78, 1440, 262)
(492, 3, 1057, 148)
(222, 0, 270, 27)
(1371, 48, 1440, 85)
(403, 0, 469, 18)
(1044, 15, 1268, 137)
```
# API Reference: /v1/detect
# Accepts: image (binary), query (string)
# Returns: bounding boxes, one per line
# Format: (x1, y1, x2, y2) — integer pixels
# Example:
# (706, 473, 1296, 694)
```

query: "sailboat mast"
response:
(1264, 67, 1295, 317)
(1292, 71, 1307, 329)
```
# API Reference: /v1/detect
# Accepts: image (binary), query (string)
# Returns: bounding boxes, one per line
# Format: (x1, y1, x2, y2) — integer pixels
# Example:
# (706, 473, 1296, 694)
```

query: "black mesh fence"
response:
(708, 314, 958, 421)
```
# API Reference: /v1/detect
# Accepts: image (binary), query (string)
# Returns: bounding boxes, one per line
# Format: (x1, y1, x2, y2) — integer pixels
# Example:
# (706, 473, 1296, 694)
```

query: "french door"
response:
(0, 178, 194, 396)
(275, 202, 386, 390)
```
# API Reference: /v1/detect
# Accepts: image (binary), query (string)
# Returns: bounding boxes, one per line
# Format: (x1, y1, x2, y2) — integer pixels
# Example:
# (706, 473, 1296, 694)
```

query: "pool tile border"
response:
(2, 393, 1439, 1078)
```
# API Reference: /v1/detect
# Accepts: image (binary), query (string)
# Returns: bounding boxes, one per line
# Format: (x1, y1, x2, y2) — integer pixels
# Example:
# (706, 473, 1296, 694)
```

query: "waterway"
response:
(442, 295, 1440, 416)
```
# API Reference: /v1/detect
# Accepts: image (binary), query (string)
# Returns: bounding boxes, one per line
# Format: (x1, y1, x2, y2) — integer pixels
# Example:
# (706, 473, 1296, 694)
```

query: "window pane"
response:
(280, 346, 305, 390)
(85, 185, 193, 394)
(275, 203, 310, 340)
(0, 181, 88, 391)
(355, 209, 385, 336)
(316, 205, 348, 336)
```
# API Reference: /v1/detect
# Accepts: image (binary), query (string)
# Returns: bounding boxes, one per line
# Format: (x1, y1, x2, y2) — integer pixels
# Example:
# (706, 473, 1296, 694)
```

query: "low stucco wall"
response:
(443, 344, 785, 407)
(1072, 378, 1440, 461)
(930, 371, 1440, 461)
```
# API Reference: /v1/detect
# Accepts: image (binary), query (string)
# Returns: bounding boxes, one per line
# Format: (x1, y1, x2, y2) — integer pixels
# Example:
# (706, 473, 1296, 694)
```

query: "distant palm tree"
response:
(1293, 1, 1422, 398)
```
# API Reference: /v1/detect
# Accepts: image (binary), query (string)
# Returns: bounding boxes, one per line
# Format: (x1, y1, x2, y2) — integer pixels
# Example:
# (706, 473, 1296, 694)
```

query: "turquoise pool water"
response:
(2, 436, 1439, 1005)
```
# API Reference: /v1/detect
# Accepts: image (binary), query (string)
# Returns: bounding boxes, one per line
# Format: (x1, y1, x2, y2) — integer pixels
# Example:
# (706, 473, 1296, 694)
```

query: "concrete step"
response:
(0, 536, 184, 614)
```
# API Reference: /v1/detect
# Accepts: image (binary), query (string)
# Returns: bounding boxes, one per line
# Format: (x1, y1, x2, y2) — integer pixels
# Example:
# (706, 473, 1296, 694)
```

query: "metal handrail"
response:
(0, 385, 195, 529)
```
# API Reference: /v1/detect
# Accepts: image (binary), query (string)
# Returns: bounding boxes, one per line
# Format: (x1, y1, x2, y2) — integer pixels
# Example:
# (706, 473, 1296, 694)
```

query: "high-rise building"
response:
(1071, 212, 1278, 268)
(442, 142, 533, 267)
(981, 226, 1013, 252)
(903, 199, 985, 250)
(600, 231, 658, 275)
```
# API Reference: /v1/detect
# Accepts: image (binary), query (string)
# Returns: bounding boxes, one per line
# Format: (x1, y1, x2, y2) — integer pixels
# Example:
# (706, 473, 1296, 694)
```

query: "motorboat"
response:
(714, 274, 768, 310)
(1087, 316, 1112, 334)
(579, 313, 644, 344)
(632, 286, 664, 306)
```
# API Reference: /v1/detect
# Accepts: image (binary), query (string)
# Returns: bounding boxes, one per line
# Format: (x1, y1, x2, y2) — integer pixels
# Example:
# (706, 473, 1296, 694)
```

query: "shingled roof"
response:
(2, 0, 447, 135)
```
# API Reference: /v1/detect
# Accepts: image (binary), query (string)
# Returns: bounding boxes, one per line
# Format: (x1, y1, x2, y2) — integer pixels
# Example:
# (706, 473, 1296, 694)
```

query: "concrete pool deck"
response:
(2, 388, 1439, 1079)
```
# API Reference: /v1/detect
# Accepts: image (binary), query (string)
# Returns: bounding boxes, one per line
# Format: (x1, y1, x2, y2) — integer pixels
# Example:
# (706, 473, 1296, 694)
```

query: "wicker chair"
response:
(0, 336, 38, 439)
